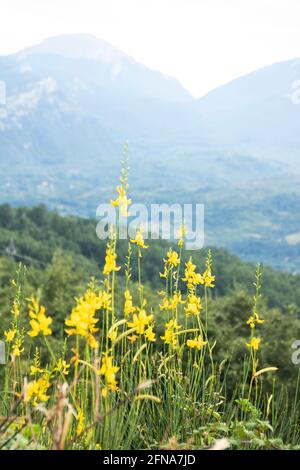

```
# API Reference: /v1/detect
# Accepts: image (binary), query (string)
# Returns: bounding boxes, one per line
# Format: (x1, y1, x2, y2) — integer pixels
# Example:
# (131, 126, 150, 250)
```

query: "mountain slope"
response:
(197, 58, 300, 165)
(0, 34, 202, 186)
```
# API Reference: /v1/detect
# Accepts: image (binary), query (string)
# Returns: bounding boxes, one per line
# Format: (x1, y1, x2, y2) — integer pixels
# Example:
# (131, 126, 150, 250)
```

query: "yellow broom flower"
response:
(130, 229, 148, 250)
(159, 293, 185, 311)
(187, 335, 207, 350)
(144, 325, 156, 342)
(161, 319, 181, 349)
(200, 250, 215, 288)
(128, 335, 138, 344)
(12, 337, 24, 357)
(124, 290, 136, 316)
(4, 328, 16, 343)
(184, 294, 202, 317)
(200, 268, 215, 288)
(127, 309, 153, 335)
(99, 354, 119, 394)
(54, 359, 70, 375)
(164, 249, 180, 268)
(11, 300, 21, 318)
(247, 336, 261, 351)
(182, 258, 202, 291)
(177, 223, 186, 247)
(103, 246, 121, 276)
(111, 185, 132, 217)
(30, 365, 46, 376)
(247, 313, 264, 329)
(28, 298, 52, 337)
(25, 376, 50, 406)
(65, 288, 108, 348)
(76, 408, 85, 436)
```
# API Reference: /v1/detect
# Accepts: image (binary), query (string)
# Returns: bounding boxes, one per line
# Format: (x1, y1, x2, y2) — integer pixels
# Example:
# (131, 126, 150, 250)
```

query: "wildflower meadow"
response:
(1, 161, 300, 451)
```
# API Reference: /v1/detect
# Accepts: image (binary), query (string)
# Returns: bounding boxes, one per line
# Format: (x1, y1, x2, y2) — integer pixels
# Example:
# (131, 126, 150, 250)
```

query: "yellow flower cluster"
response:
(76, 408, 85, 436)
(54, 358, 70, 375)
(144, 325, 156, 342)
(182, 258, 203, 291)
(4, 328, 16, 343)
(12, 336, 24, 357)
(187, 335, 207, 350)
(160, 249, 180, 278)
(177, 223, 186, 248)
(182, 257, 215, 291)
(247, 336, 261, 351)
(25, 376, 50, 406)
(111, 185, 132, 217)
(184, 294, 202, 317)
(28, 298, 53, 338)
(127, 308, 154, 337)
(11, 299, 21, 318)
(99, 354, 120, 396)
(124, 290, 136, 317)
(247, 312, 264, 329)
(161, 319, 181, 349)
(125, 299, 155, 343)
(110, 150, 131, 218)
(246, 266, 264, 355)
(246, 315, 263, 352)
(103, 246, 121, 276)
(5, 328, 25, 357)
(65, 289, 110, 348)
(165, 249, 180, 268)
(202, 250, 215, 288)
(201, 268, 215, 288)
(30, 365, 46, 376)
(130, 229, 148, 250)
(159, 293, 184, 311)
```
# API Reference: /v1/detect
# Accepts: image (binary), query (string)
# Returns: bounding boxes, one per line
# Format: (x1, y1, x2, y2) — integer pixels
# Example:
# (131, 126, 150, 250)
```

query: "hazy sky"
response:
(1, 0, 300, 97)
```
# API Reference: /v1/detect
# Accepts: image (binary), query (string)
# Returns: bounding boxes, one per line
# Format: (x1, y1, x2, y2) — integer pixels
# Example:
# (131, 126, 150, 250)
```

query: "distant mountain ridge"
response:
(0, 34, 299, 271)
(15, 33, 193, 104)
(18, 33, 133, 62)
(196, 57, 300, 165)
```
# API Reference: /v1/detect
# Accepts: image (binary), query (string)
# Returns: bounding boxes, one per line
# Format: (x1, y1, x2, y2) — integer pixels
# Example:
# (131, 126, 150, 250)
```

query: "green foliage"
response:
(1, 204, 300, 310)
(1, 205, 300, 399)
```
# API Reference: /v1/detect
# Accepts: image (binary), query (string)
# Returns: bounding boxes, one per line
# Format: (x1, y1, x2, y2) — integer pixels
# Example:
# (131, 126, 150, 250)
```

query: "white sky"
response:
(1, 0, 300, 97)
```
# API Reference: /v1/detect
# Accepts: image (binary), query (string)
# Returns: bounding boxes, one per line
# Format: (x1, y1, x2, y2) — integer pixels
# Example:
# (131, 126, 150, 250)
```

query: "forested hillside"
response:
(1, 203, 300, 309)
(1, 203, 300, 397)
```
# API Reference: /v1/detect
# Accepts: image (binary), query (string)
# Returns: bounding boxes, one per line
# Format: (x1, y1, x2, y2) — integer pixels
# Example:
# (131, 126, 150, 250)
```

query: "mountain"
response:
(0, 34, 299, 271)
(18, 33, 193, 103)
(196, 58, 300, 166)
(0, 34, 203, 195)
